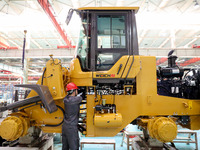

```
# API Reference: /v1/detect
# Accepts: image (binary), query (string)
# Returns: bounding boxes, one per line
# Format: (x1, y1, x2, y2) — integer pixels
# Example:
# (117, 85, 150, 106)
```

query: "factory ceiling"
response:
(0, 0, 200, 83)
(0, 0, 200, 50)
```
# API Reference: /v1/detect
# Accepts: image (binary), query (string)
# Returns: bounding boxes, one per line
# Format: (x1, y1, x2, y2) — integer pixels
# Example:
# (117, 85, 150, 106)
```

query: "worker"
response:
(62, 82, 82, 150)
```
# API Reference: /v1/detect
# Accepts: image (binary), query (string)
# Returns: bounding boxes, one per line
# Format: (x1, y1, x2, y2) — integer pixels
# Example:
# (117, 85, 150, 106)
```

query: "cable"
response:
(183, 70, 191, 79)
(18, 103, 41, 111)
(113, 89, 115, 104)
(50, 56, 61, 65)
(44, 105, 65, 127)
(52, 61, 61, 65)
(41, 67, 46, 85)
(43, 74, 53, 78)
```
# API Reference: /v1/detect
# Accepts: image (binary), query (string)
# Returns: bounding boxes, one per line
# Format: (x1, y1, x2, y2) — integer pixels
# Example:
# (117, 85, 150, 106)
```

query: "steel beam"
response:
(37, 0, 75, 48)
(179, 58, 200, 67)
(0, 76, 40, 80)
(0, 63, 22, 75)
(0, 41, 18, 50)
(0, 48, 74, 58)
(1, 48, 200, 58)
(156, 57, 168, 65)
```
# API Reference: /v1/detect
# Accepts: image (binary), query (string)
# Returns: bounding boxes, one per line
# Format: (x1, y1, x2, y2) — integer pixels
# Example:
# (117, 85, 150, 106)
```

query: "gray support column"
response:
(23, 58, 29, 84)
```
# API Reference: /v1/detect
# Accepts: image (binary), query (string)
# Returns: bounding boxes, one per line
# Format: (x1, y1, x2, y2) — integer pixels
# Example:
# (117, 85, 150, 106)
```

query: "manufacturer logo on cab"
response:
(96, 74, 115, 78)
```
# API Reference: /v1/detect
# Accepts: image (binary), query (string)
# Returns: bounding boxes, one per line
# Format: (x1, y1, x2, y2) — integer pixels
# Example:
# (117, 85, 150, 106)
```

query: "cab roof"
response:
(78, 7, 139, 13)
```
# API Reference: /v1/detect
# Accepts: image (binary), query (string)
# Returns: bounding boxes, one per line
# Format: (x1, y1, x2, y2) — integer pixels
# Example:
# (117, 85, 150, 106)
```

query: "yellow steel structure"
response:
(0, 7, 200, 144)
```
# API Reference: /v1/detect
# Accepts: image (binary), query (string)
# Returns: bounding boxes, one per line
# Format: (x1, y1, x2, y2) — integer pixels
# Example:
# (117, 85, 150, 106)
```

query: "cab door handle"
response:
(117, 64, 123, 75)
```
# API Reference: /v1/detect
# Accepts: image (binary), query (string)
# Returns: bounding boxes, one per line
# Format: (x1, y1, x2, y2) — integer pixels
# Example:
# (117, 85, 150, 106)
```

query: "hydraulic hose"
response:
(44, 105, 65, 127)
(41, 67, 46, 85)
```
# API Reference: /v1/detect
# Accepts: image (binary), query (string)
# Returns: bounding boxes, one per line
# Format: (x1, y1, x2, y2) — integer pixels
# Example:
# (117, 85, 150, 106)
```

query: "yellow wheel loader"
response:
(0, 7, 200, 148)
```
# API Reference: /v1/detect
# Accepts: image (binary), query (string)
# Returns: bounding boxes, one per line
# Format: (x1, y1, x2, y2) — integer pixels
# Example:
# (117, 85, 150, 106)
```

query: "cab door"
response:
(90, 10, 139, 82)
(91, 11, 129, 72)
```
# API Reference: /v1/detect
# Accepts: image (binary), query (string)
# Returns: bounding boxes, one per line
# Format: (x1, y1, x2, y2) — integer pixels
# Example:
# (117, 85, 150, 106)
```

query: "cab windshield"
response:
(76, 14, 90, 71)
(77, 27, 88, 70)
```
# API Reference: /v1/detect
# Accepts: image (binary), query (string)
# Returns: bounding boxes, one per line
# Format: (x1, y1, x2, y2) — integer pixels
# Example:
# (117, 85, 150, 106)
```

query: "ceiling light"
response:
(159, 0, 169, 8)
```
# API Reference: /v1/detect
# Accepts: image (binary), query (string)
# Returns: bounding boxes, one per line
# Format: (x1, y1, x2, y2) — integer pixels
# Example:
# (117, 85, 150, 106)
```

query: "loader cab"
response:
(74, 7, 139, 72)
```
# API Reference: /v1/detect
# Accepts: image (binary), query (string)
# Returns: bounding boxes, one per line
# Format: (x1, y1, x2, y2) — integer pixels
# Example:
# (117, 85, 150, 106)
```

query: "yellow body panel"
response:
(70, 58, 93, 86)
(71, 56, 141, 81)
(92, 56, 141, 79)
(190, 116, 200, 130)
(121, 56, 141, 78)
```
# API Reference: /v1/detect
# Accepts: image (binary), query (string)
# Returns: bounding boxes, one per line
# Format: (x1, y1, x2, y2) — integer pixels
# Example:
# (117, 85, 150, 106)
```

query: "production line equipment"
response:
(0, 7, 200, 148)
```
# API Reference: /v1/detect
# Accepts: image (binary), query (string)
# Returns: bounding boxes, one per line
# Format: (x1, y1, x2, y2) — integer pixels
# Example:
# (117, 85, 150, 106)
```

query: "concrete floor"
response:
(54, 125, 199, 150)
